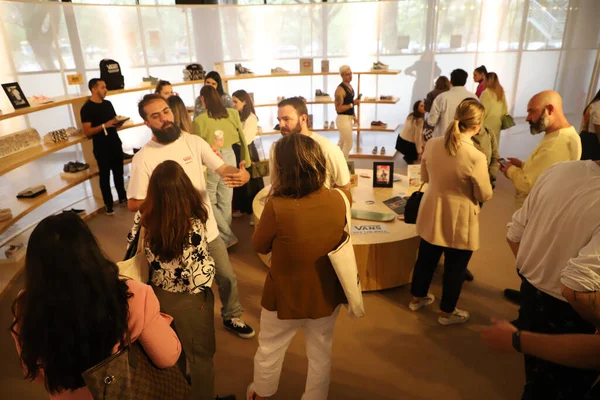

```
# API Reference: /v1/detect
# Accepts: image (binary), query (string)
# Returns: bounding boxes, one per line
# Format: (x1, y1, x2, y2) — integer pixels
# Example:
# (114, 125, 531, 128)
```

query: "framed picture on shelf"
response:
(373, 162, 394, 188)
(2, 82, 29, 109)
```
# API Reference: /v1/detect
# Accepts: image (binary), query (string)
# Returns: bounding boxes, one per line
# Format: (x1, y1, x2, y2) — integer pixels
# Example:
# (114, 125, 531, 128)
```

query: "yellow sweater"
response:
(506, 126, 581, 208)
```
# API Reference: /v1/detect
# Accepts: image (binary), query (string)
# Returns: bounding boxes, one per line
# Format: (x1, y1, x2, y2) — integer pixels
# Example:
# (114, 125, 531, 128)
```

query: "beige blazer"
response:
(417, 136, 493, 251)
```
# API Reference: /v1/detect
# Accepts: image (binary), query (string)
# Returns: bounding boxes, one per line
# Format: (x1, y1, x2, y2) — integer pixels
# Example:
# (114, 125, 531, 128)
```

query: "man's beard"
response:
(529, 109, 550, 135)
(152, 122, 181, 144)
(280, 122, 302, 136)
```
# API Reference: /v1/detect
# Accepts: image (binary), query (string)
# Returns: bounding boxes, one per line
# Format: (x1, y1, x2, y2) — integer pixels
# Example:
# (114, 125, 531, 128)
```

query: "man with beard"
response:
(80, 78, 128, 215)
(500, 90, 581, 208)
(128, 94, 256, 346)
(501, 91, 581, 303)
(277, 97, 350, 188)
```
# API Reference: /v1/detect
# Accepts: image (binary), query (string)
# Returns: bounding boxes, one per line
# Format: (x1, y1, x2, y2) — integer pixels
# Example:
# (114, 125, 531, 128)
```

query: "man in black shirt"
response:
(80, 78, 127, 215)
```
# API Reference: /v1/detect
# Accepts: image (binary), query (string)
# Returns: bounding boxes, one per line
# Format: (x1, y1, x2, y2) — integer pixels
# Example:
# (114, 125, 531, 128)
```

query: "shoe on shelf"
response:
(63, 161, 90, 173)
(122, 152, 134, 160)
(235, 63, 254, 75)
(271, 67, 289, 74)
(62, 208, 85, 215)
(380, 95, 394, 101)
(274, 123, 280, 131)
(372, 146, 378, 155)
(380, 146, 386, 155)
(323, 120, 329, 129)
(142, 75, 159, 85)
(372, 61, 389, 71)
(409, 293, 435, 311)
(223, 317, 255, 339)
(232, 210, 244, 218)
(330, 121, 335, 129)
(504, 288, 521, 304)
(438, 308, 470, 326)
(315, 89, 330, 98)
(105, 207, 114, 216)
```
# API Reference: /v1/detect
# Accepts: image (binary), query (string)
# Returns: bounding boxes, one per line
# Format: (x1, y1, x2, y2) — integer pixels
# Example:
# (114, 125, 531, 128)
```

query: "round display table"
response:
(252, 168, 422, 291)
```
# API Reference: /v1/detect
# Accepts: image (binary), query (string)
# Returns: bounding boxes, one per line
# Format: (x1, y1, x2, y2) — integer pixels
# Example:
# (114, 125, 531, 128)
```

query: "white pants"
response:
(336, 114, 354, 159)
(251, 306, 341, 400)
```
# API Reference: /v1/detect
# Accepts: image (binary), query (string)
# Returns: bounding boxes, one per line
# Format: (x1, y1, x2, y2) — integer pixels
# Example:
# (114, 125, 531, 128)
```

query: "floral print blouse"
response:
(127, 211, 215, 294)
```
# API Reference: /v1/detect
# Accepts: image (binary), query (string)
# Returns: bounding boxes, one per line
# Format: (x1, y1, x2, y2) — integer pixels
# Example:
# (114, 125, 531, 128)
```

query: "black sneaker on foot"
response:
(119, 198, 128, 205)
(105, 207, 114, 216)
(223, 318, 255, 339)
(504, 288, 521, 304)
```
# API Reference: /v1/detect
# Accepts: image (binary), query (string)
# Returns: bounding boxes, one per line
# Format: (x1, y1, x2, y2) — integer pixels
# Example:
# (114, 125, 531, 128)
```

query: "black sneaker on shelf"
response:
(105, 207, 114, 216)
(62, 208, 85, 215)
(504, 288, 521, 304)
(223, 318, 255, 339)
(122, 152, 134, 160)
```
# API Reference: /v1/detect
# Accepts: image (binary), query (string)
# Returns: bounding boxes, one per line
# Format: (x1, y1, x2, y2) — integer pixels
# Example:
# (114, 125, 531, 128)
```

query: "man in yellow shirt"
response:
(500, 90, 581, 208)
(500, 90, 581, 304)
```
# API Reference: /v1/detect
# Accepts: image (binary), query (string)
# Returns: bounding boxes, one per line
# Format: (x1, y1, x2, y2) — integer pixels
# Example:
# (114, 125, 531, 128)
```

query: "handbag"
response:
(501, 114, 516, 130)
(404, 183, 425, 224)
(82, 328, 189, 400)
(328, 189, 365, 319)
(250, 160, 270, 179)
(118, 227, 149, 283)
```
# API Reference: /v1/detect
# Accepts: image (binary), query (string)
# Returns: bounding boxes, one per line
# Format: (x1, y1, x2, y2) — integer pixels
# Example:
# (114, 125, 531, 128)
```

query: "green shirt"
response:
(192, 108, 251, 165)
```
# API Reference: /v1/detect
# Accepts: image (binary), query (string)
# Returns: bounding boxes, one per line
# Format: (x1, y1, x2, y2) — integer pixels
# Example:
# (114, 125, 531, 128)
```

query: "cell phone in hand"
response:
(357, 93, 363, 99)
(499, 158, 508, 168)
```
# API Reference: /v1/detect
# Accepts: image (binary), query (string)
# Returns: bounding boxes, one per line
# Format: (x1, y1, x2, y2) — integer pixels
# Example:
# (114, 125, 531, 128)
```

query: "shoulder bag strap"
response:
(333, 188, 352, 234)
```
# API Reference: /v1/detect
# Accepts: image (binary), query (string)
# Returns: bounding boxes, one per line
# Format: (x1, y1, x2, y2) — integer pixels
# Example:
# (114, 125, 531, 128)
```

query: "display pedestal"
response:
(252, 168, 421, 292)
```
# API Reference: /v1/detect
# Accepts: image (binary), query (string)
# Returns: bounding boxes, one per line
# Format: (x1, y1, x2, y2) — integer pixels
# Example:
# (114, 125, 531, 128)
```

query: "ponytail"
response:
(444, 120, 462, 156)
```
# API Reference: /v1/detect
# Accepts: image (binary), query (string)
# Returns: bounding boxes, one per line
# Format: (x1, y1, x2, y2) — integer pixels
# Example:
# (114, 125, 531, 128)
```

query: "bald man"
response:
(335, 65, 360, 159)
(500, 90, 581, 208)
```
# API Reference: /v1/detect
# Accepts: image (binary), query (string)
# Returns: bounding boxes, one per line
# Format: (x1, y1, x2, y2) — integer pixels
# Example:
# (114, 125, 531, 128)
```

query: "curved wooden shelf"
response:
(0, 135, 89, 176)
(225, 70, 401, 81)
(0, 159, 132, 235)
(254, 97, 399, 108)
(258, 124, 400, 136)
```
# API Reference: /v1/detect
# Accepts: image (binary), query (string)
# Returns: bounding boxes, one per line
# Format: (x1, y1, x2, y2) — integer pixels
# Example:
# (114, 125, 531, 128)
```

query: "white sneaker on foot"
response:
(438, 308, 470, 325)
(409, 293, 435, 311)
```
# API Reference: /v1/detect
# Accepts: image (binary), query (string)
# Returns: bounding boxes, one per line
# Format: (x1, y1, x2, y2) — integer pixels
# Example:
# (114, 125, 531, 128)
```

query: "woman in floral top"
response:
(127, 160, 217, 400)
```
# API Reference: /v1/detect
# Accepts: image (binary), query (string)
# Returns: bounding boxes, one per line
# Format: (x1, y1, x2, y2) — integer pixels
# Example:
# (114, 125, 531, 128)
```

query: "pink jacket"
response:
(12, 280, 181, 400)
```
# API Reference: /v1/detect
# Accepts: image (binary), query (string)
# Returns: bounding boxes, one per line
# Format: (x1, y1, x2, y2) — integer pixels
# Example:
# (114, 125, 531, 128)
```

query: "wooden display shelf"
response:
(106, 79, 205, 96)
(0, 159, 132, 235)
(254, 97, 399, 108)
(0, 95, 80, 122)
(0, 135, 89, 176)
(258, 124, 399, 136)
(225, 70, 401, 81)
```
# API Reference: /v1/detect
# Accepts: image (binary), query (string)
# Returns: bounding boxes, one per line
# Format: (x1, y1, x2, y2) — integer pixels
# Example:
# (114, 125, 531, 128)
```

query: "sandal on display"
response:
(372, 146, 378, 155)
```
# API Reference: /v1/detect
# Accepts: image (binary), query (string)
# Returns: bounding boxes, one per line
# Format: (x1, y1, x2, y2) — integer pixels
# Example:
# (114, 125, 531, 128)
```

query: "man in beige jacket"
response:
(500, 90, 581, 208)
(501, 90, 581, 304)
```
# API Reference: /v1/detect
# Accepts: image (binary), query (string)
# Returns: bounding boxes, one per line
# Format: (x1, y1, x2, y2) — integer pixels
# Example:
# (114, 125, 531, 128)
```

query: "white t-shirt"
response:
(242, 113, 259, 144)
(507, 161, 600, 300)
(308, 132, 351, 188)
(128, 132, 225, 242)
(587, 101, 600, 132)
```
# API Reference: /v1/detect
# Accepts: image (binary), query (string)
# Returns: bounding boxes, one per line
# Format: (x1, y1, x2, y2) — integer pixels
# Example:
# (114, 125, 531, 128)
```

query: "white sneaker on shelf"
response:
(330, 121, 335, 129)
(438, 308, 470, 326)
(408, 293, 435, 311)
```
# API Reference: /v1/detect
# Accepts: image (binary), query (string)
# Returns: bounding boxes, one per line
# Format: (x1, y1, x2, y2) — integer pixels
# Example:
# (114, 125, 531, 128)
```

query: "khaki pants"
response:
(336, 114, 354, 159)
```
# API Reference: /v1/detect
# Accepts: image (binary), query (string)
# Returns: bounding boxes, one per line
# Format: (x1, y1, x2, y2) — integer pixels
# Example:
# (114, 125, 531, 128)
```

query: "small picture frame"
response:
(2, 82, 29, 109)
(373, 162, 394, 188)
(346, 160, 355, 175)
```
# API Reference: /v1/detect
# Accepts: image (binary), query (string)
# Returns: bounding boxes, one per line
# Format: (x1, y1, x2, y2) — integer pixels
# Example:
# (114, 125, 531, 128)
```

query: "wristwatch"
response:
(512, 330, 522, 353)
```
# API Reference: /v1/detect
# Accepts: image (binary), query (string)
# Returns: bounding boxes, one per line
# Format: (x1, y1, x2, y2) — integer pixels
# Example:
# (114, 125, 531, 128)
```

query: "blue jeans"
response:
(206, 146, 237, 245)
(209, 236, 243, 320)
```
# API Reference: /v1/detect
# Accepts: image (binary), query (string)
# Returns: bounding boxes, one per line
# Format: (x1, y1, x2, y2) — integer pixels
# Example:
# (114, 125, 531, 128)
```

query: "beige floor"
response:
(0, 123, 549, 400)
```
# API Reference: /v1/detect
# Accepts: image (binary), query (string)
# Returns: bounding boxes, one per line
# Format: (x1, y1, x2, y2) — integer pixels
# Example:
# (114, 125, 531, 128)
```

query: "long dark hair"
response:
(168, 95, 193, 133)
(409, 100, 424, 120)
(141, 160, 209, 262)
(205, 71, 225, 96)
(232, 89, 256, 122)
(10, 212, 131, 394)
(584, 89, 600, 115)
(269, 134, 327, 199)
(155, 80, 172, 95)
(201, 85, 228, 119)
